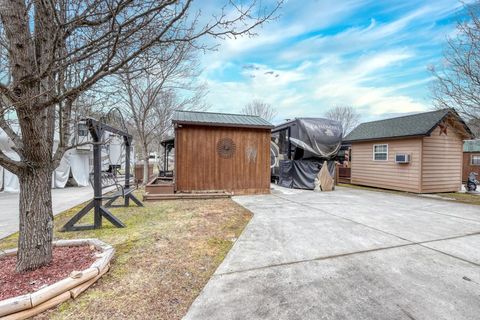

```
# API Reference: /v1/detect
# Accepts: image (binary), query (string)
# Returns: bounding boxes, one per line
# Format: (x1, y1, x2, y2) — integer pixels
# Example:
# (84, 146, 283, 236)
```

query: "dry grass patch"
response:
(0, 193, 252, 320)
(339, 183, 480, 206)
(437, 192, 480, 205)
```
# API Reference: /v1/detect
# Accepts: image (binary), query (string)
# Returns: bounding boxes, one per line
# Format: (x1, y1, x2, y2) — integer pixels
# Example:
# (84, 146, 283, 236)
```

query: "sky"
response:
(199, 0, 469, 124)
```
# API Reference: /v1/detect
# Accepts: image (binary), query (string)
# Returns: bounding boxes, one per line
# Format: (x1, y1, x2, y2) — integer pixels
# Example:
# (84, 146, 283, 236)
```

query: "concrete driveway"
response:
(185, 185, 480, 320)
(0, 186, 104, 239)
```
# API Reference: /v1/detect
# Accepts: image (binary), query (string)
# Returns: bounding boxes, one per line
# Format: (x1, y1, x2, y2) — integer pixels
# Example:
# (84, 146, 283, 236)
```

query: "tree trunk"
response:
(143, 157, 149, 185)
(16, 166, 54, 272)
(142, 142, 150, 185)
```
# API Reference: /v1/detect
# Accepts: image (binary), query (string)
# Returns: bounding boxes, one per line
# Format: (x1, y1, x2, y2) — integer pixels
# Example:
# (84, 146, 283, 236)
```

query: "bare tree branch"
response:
(0, 144, 23, 174)
(115, 41, 208, 182)
(324, 106, 361, 136)
(0, 0, 282, 271)
(431, 2, 480, 128)
(241, 99, 277, 122)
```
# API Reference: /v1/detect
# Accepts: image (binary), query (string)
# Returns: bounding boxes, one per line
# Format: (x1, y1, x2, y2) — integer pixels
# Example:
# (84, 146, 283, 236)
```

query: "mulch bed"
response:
(0, 246, 97, 301)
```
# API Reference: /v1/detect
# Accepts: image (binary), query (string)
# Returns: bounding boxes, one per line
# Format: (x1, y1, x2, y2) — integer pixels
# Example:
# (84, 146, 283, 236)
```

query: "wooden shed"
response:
(344, 109, 473, 193)
(172, 110, 273, 195)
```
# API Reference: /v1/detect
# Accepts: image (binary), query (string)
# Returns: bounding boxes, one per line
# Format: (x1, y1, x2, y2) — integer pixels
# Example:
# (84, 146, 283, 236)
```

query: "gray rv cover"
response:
(289, 118, 342, 159)
(279, 160, 336, 190)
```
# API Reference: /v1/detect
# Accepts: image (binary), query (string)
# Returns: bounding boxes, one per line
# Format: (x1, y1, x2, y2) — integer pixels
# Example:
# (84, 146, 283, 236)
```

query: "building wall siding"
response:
(175, 125, 271, 194)
(351, 138, 423, 193)
(421, 126, 463, 193)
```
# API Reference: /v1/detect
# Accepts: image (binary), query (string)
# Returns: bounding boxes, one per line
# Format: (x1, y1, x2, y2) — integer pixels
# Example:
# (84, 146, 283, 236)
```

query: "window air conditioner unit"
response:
(395, 153, 410, 164)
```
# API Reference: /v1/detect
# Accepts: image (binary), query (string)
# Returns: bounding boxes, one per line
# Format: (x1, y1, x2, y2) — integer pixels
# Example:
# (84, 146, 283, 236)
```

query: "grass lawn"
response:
(0, 192, 252, 319)
(339, 183, 480, 206)
(436, 192, 480, 205)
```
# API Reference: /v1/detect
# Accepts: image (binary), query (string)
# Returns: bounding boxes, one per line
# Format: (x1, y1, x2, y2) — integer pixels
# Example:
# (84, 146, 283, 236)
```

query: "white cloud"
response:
(310, 51, 428, 115)
(204, 50, 429, 122)
(280, 2, 461, 63)
(202, 0, 368, 69)
(200, 0, 464, 121)
(351, 51, 413, 79)
(203, 63, 309, 122)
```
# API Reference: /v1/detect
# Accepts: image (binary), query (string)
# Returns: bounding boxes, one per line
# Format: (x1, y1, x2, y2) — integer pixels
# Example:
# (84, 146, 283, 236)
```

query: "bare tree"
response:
(151, 88, 208, 170)
(324, 106, 361, 136)
(116, 41, 207, 184)
(241, 99, 277, 121)
(431, 2, 480, 123)
(0, 0, 281, 272)
(467, 118, 480, 138)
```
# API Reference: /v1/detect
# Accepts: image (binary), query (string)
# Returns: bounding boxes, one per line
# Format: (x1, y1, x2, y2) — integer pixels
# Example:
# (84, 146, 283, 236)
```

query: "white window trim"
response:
(471, 154, 480, 166)
(373, 144, 388, 161)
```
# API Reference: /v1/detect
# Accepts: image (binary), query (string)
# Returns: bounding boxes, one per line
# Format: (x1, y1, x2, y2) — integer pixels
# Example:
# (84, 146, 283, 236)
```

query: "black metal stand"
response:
(62, 118, 143, 232)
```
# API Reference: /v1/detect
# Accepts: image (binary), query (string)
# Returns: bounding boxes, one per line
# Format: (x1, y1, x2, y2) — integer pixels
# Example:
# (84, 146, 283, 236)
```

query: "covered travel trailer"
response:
(0, 120, 131, 192)
(0, 125, 91, 192)
(271, 118, 343, 189)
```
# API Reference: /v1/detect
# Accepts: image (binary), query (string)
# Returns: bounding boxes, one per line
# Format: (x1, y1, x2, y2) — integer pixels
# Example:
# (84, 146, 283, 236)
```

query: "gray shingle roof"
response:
(344, 109, 468, 142)
(464, 140, 480, 152)
(172, 110, 274, 129)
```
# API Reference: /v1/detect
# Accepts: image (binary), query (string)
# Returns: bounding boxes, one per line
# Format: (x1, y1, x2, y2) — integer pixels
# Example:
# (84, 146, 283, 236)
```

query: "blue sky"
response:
(199, 0, 468, 124)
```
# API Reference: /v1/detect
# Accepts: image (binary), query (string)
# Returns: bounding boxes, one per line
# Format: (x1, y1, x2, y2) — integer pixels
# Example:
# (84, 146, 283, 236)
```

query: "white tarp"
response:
(2, 149, 92, 192)
(0, 125, 131, 193)
(109, 135, 123, 166)
(4, 169, 19, 192)
(100, 133, 124, 170)
(52, 149, 92, 188)
(69, 151, 90, 186)
(0, 126, 92, 192)
(0, 131, 20, 192)
(53, 153, 71, 188)
(3, 151, 20, 192)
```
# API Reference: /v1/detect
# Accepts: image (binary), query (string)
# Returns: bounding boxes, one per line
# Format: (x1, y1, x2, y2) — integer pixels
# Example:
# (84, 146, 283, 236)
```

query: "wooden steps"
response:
(143, 192, 232, 201)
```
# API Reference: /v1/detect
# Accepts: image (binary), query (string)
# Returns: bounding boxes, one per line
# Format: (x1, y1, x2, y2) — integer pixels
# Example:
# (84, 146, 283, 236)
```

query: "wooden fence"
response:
(335, 165, 351, 184)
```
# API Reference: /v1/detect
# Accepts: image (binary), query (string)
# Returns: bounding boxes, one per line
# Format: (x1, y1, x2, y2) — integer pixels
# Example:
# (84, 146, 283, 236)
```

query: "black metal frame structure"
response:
(62, 118, 143, 232)
(160, 137, 174, 177)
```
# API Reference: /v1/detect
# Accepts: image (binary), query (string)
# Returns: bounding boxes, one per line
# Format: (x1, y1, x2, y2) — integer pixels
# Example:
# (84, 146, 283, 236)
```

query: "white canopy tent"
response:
(51, 149, 92, 188)
(0, 124, 131, 193)
(0, 129, 21, 192)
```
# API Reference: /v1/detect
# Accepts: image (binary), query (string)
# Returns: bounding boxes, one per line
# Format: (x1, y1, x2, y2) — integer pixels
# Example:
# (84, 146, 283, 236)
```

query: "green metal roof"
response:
(172, 110, 274, 129)
(344, 109, 471, 142)
(464, 140, 480, 152)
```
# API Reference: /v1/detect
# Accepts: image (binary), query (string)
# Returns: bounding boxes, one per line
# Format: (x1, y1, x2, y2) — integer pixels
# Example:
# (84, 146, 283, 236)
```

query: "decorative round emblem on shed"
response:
(217, 138, 236, 159)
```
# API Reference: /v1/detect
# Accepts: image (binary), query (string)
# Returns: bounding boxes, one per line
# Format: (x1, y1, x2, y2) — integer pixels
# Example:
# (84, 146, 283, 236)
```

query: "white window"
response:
(471, 155, 480, 166)
(373, 144, 388, 161)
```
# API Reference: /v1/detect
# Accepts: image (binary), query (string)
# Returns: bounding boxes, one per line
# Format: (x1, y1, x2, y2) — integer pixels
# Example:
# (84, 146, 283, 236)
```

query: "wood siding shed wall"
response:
(421, 126, 463, 193)
(175, 125, 271, 194)
(350, 138, 423, 193)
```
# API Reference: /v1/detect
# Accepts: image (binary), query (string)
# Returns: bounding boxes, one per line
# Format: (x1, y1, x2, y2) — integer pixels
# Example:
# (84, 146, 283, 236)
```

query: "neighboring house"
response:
(172, 110, 273, 194)
(344, 109, 473, 193)
(463, 140, 480, 182)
